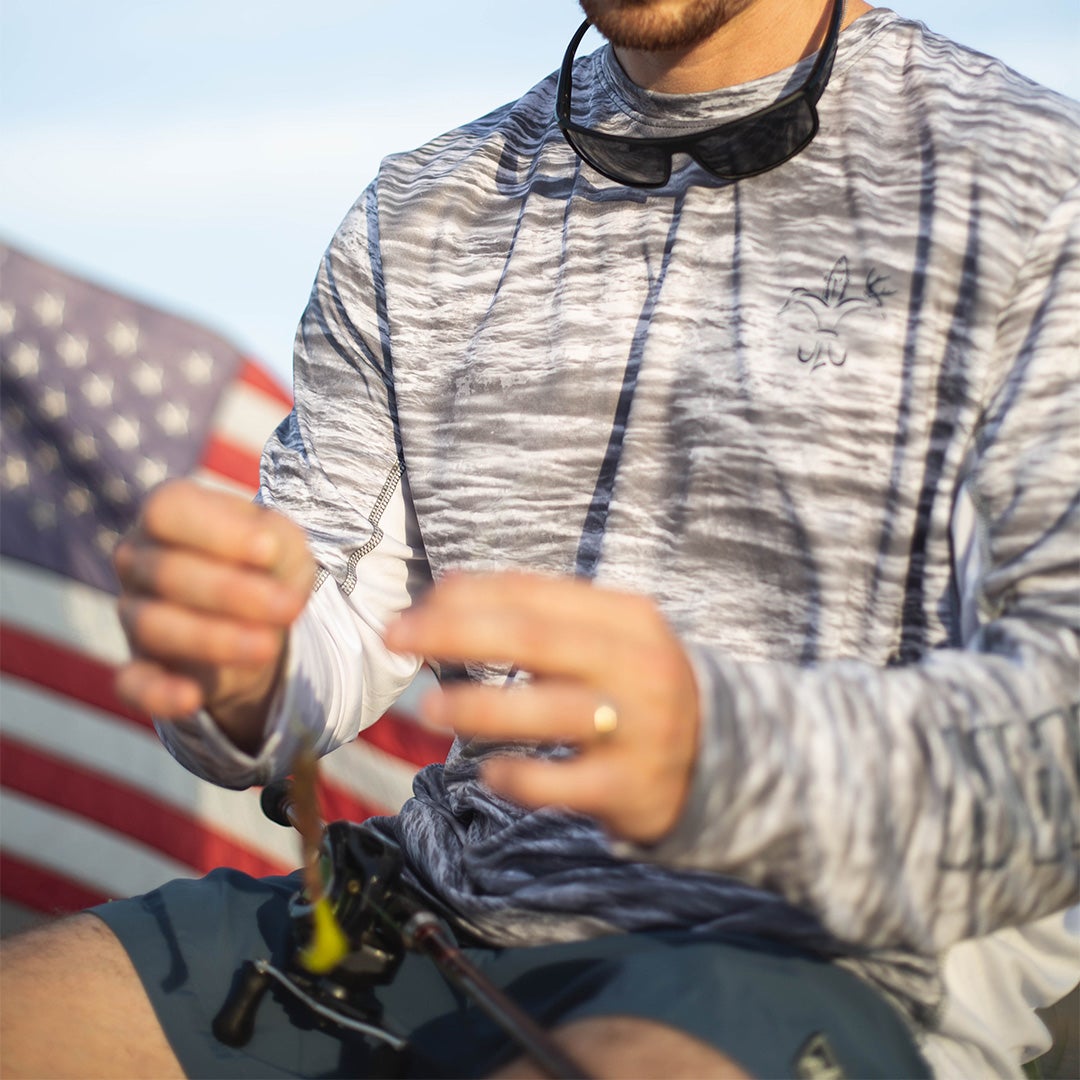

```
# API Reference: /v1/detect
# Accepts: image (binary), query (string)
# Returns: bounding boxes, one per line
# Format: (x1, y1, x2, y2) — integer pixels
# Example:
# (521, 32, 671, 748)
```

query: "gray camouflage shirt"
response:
(166, 6, 1080, 1065)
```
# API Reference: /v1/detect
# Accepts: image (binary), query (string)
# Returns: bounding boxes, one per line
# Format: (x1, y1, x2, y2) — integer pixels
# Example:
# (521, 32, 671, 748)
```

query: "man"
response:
(2, 0, 1077, 1075)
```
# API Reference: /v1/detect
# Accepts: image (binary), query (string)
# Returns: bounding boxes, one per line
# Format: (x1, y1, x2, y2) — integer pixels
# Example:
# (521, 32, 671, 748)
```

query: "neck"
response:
(614, 0, 872, 94)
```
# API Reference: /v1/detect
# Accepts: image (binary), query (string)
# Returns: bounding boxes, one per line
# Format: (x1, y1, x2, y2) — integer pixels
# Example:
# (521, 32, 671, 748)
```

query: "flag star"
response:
(107, 414, 141, 451)
(0, 300, 15, 335)
(82, 372, 115, 408)
(40, 386, 69, 419)
(102, 474, 130, 505)
(32, 290, 65, 327)
(64, 485, 95, 515)
(183, 349, 214, 384)
(7, 341, 40, 378)
(156, 400, 190, 436)
(35, 443, 61, 474)
(107, 319, 140, 356)
(30, 499, 57, 530)
(135, 457, 169, 490)
(1, 453, 29, 490)
(57, 332, 89, 368)
(71, 430, 99, 462)
(131, 359, 165, 396)
(95, 525, 119, 556)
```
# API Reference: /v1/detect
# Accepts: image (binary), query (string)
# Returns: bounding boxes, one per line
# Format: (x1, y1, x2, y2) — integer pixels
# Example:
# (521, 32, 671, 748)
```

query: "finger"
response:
(480, 754, 686, 844)
(423, 681, 617, 745)
(398, 572, 664, 643)
(393, 608, 629, 684)
(115, 658, 204, 718)
(384, 573, 672, 681)
(386, 590, 666, 688)
(137, 479, 312, 584)
(115, 541, 307, 625)
(480, 754, 618, 820)
(118, 595, 286, 668)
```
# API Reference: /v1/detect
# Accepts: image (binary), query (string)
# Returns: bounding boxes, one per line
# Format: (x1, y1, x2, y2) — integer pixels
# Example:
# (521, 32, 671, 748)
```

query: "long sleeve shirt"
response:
(161, 9, 1080, 1074)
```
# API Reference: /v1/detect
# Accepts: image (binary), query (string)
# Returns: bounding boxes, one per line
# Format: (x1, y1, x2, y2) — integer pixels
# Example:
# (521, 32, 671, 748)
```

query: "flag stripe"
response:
(212, 378, 292, 454)
(0, 737, 288, 879)
(0, 676, 298, 864)
(357, 712, 453, 771)
(1, 617, 449, 772)
(0, 853, 110, 914)
(237, 358, 293, 407)
(193, 467, 256, 498)
(201, 435, 262, 490)
(0, 557, 128, 664)
(319, 738, 417, 816)
(1, 790, 194, 898)
(1, 623, 150, 730)
(1, 633, 415, 845)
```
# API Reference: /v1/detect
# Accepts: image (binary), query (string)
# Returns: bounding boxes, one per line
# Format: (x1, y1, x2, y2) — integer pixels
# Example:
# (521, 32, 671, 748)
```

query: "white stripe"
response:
(192, 467, 258, 498)
(0, 790, 195, 897)
(395, 665, 439, 716)
(212, 379, 290, 455)
(0, 557, 128, 664)
(0, 676, 298, 868)
(320, 737, 418, 814)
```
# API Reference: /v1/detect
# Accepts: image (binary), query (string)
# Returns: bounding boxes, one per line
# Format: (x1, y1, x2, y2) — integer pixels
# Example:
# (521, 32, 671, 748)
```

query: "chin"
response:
(578, 0, 749, 52)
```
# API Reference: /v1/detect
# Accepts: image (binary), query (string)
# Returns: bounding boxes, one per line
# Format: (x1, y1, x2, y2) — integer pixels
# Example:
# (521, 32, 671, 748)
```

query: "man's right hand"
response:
(113, 479, 316, 753)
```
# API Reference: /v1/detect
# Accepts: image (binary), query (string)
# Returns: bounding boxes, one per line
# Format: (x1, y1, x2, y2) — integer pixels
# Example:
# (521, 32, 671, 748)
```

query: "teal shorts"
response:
(93, 868, 930, 1078)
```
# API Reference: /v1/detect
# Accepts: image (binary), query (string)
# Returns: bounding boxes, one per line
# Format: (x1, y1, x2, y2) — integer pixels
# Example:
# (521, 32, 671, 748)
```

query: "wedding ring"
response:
(592, 700, 618, 738)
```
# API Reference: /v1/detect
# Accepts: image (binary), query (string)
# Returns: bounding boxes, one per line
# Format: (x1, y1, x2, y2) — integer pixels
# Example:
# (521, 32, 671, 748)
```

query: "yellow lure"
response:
(297, 896, 350, 974)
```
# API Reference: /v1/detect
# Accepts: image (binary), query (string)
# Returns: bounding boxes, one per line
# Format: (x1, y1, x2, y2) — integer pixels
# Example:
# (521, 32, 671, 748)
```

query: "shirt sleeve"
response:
(617, 183, 1080, 957)
(158, 180, 431, 788)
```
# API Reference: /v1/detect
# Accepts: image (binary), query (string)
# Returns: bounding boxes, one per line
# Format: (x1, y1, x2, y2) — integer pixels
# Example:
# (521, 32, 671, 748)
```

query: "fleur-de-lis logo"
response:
(779, 257, 894, 372)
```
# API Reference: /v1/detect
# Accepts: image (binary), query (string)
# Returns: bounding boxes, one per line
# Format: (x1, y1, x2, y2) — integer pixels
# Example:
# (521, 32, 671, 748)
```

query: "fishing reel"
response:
(212, 817, 422, 1057)
(212, 782, 588, 1078)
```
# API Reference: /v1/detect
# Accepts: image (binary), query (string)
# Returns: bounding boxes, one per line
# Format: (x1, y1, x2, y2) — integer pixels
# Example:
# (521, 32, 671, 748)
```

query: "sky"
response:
(3, 0, 1078, 385)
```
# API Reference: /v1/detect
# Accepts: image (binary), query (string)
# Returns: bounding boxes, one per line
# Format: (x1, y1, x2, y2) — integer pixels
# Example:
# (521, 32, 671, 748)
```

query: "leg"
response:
(489, 1016, 753, 1079)
(0, 912, 184, 1079)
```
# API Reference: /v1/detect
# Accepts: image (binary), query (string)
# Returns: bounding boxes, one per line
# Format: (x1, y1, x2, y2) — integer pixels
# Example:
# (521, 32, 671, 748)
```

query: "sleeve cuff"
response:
(154, 631, 301, 789)
(608, 643, 736, 864)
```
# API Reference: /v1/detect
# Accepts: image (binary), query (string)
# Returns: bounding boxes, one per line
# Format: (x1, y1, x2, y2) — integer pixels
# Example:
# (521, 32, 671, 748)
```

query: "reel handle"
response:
(212, 960, 272, 1047)
(260, 778, 301, 829)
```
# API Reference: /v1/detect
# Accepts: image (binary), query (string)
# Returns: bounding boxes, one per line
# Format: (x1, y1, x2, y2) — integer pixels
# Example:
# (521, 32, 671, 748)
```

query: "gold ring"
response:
(592, 701, 618, 737)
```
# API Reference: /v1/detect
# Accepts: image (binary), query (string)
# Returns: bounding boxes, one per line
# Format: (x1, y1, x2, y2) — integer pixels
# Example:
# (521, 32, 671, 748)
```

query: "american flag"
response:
(0, 243, 448, 921)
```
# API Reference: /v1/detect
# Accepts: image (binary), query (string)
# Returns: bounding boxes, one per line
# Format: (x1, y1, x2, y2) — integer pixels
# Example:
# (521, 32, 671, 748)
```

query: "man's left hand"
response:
(383, 572, 700, 845)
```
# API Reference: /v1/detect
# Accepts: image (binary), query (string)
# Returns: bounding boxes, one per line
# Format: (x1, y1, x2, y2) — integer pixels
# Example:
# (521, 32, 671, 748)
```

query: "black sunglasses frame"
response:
(555, 0, 846, 187)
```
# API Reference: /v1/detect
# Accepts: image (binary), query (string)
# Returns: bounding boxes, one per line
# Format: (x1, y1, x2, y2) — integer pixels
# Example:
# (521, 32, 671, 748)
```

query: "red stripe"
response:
(358, 710, 452, 769)
(314, 778, 389, 825)
(0, 623, 151, 731)
(0, 625, 388, 847)
(200, 435, 261, 490)
(1, 622, 446, 770)
(237, 358, 292, 407)
(0, 853, 110, 914)
(0, 737, 291, 879)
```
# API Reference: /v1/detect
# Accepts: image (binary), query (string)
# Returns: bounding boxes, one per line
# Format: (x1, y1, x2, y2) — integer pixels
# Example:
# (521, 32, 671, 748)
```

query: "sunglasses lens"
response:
(693, 97, 816, 178)
(565, 129, 671, 186)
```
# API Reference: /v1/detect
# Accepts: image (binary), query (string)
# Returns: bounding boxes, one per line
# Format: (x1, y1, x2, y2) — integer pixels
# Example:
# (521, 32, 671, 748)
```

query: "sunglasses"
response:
(555, 0, 845, 187)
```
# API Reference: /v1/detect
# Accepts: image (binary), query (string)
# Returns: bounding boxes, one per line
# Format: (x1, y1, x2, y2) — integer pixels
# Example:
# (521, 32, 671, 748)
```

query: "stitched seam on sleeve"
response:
(340, 460, 405, 596)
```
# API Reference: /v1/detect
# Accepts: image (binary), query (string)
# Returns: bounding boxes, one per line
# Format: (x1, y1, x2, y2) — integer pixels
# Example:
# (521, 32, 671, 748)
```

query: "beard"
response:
(577, 0, 757, 51)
